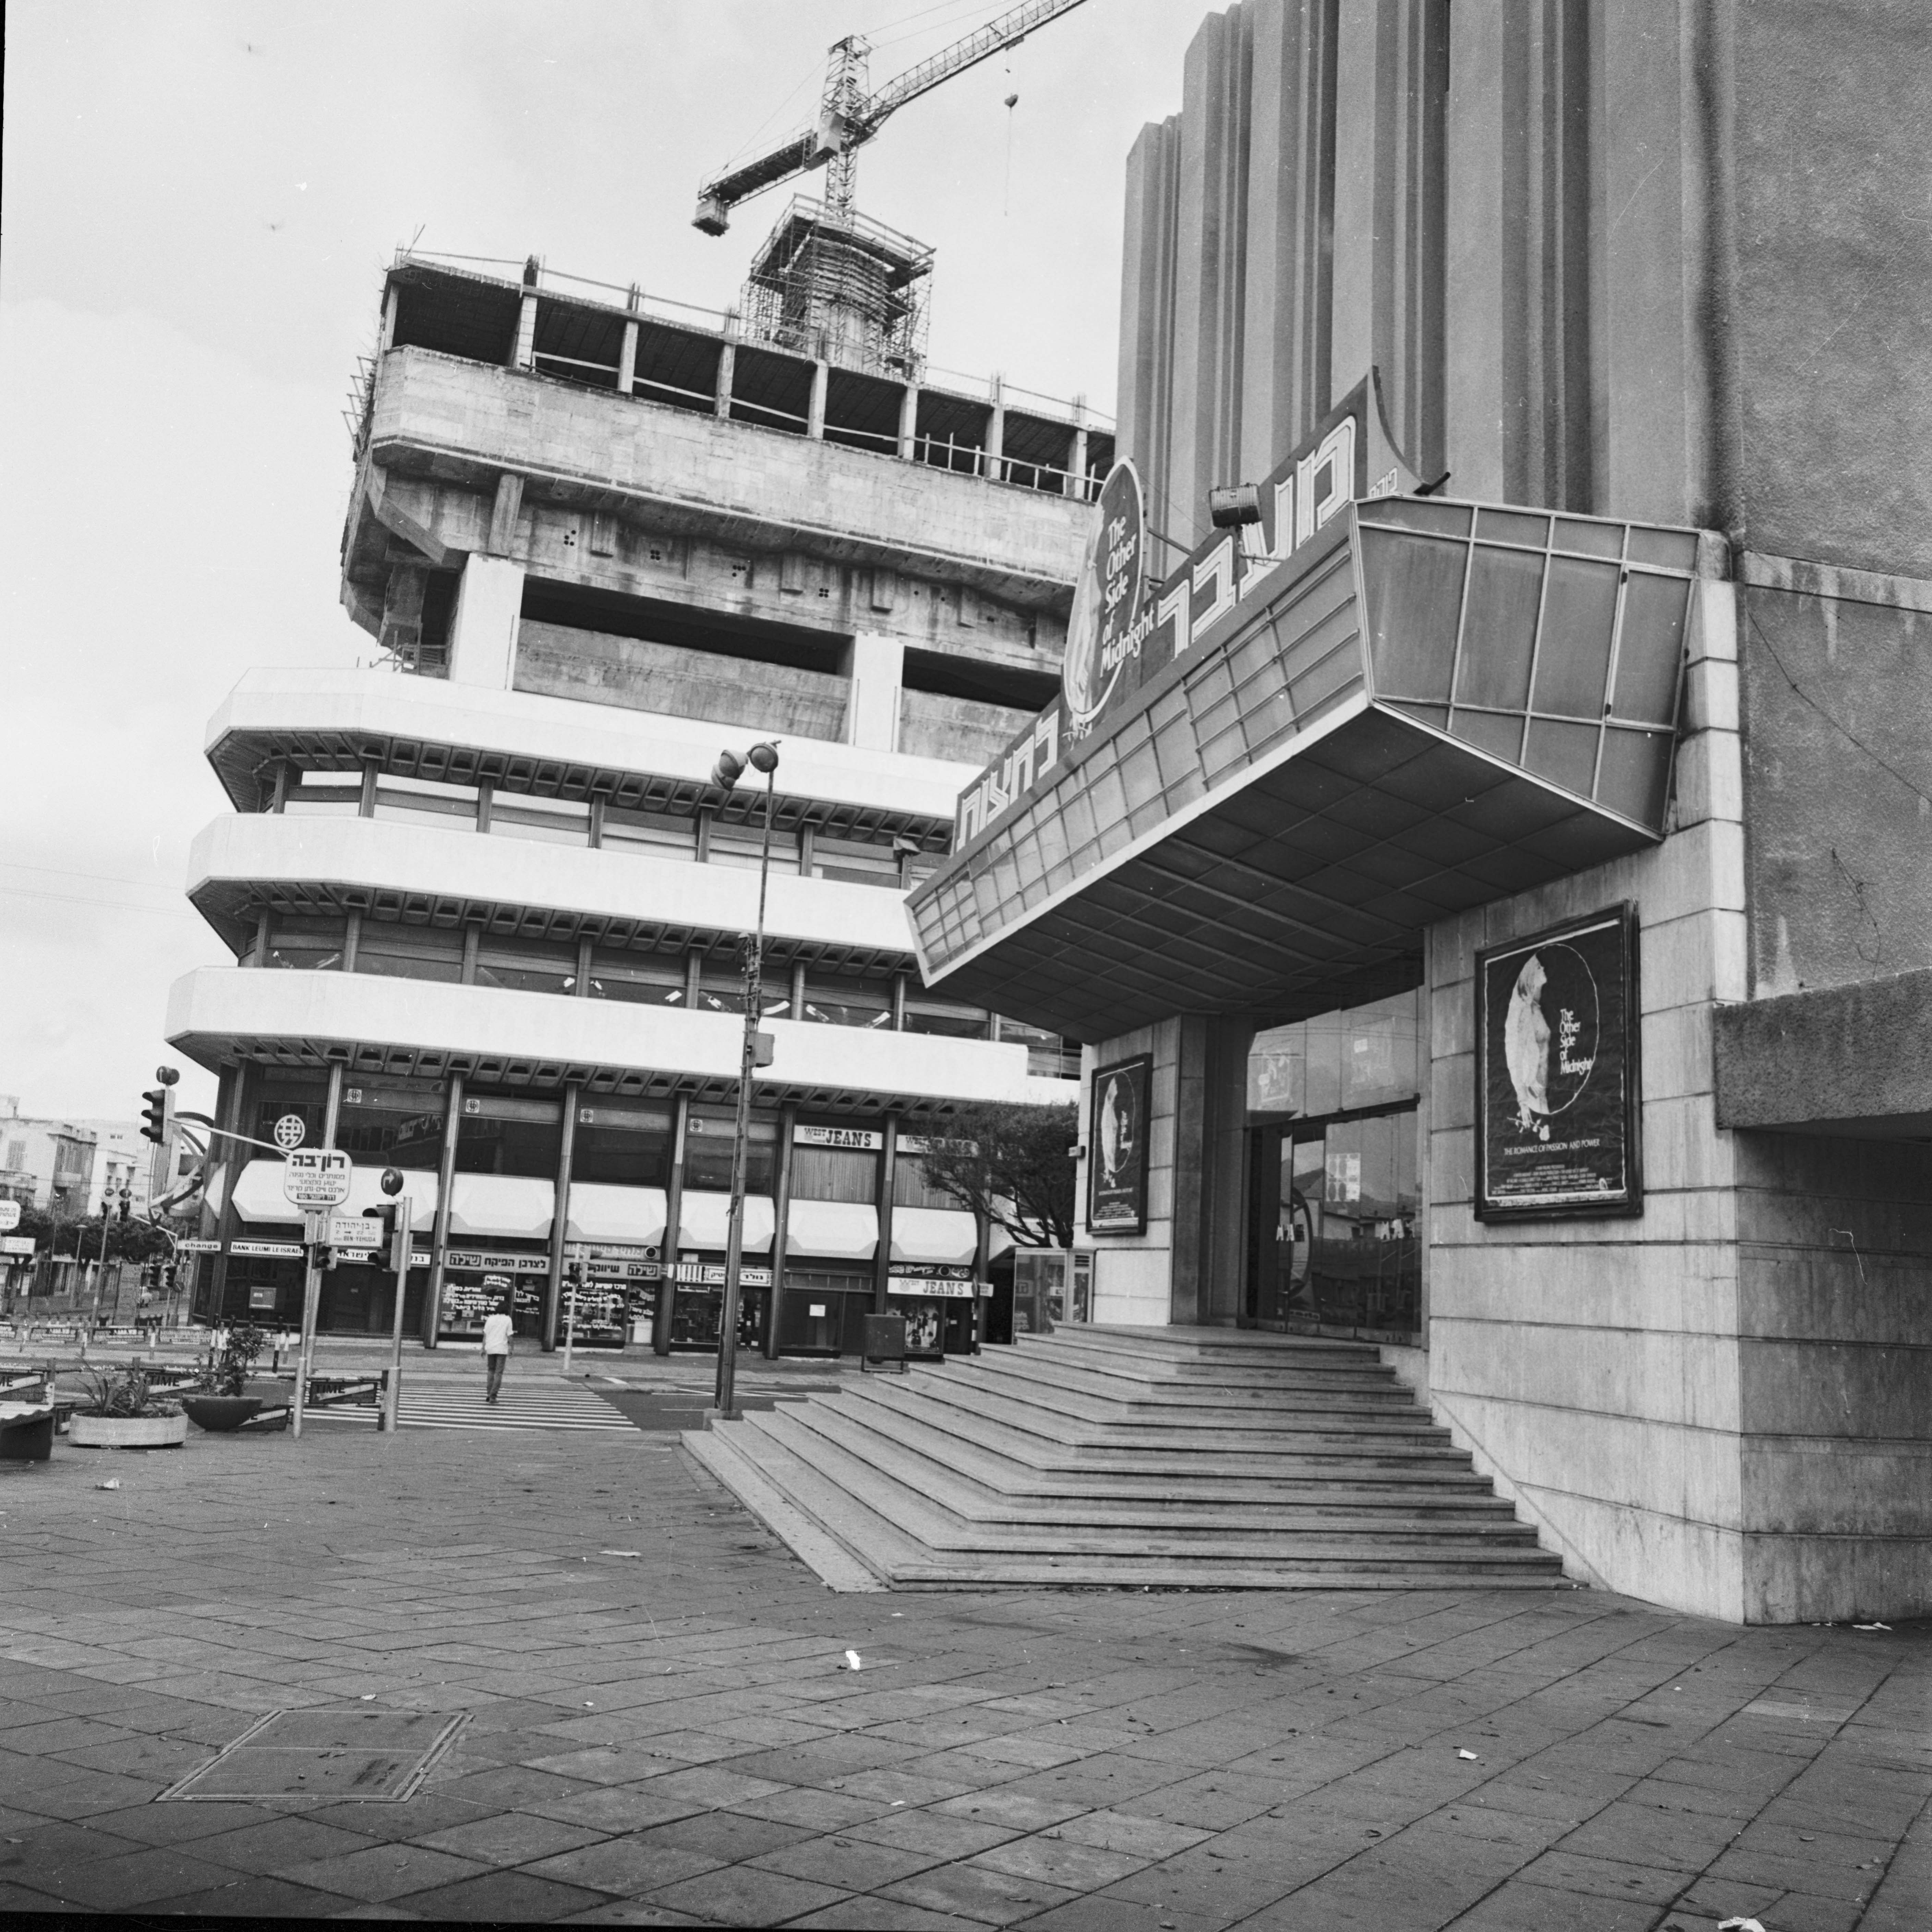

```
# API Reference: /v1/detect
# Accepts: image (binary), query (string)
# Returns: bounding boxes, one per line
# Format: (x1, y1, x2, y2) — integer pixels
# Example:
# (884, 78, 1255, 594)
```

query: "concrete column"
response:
(512, 291, 538, 371)
(653, 1095, 689, 1355)
(715, 335, 737, 420)
(341, 913, 362, 974)
(251, 911, 269, 968)
(1445, 0, 1508, 503)
(381, 283, 400, 352)
(873, 1114, 899, 1315)
(543, 1086, 578, 1351)
(1330, 0, 1382, 409)
(358, 764, 378, 818)
(618, 319, 639, 396)
(205, 1061, 253, 1322)
(807, 360, 829, 440)
(790, 960, 808, 1018)
(844, 633, 904, 752)
(984, 375, 1006, 481)
(424, 1072, 463, 1348)
(764, 1106, 796, 1360)
(574, 937, 594, 996)
(1066, 416, 1090, 500)
(447, 555, 523, 690)
(897, 383, 920, 460)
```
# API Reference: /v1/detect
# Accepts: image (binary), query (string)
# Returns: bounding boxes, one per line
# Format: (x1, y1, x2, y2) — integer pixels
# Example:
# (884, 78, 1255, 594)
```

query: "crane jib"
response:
(694, 0, 1091, 230)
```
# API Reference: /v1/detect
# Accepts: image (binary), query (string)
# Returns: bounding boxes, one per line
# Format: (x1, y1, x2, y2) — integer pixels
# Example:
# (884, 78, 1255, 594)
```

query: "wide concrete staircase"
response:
(684, 1326, 1566, 1591)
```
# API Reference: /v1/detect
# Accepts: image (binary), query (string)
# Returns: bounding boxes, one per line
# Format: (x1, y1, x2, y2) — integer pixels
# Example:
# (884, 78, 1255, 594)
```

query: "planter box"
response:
(67, 1414, 189, 1449)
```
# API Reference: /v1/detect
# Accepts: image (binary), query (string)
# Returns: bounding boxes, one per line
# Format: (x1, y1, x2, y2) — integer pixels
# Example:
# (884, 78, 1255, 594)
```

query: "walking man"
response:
(480, 1285, 513, 1404)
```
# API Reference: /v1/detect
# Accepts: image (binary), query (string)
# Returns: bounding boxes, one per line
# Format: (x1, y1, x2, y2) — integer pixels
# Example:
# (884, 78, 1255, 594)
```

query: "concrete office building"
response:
(171, 241, 1099, 1357)
(912, 2, 1931, 1621)
(0, 1101, 98, 1217)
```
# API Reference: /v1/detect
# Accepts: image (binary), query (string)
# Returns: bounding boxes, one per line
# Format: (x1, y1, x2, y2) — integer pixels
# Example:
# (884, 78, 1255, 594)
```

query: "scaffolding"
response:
(739, 196, 933, 380)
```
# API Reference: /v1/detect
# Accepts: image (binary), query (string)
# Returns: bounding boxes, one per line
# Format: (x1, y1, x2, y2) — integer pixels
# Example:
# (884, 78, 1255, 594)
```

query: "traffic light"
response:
(140, 1088, 172, 1145)
(117, 1190, 131, 1223)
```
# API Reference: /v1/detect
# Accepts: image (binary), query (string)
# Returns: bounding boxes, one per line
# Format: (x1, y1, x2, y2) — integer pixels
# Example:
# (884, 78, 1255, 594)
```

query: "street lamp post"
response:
(709, 739, 780, 1421)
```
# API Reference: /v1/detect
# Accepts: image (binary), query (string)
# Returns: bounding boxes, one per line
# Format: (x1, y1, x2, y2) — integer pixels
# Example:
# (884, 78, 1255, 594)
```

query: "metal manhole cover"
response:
(157, 1708, 467, 1802)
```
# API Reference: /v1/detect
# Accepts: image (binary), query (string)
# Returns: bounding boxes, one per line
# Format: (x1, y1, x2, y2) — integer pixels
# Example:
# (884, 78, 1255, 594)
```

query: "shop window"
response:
(892, 1150, 963, 1211)
(683, 1108, 777, 1193)
(455, 1093, 562, 1177)
(357, 921, 466, 984)
(336, 1081, 446, 1165)
(789, 1143, 878, 1205)
(802, 972, 892, 1030)
(811, 833, 902, 888)
(995, 1015, 1078, 1079)
(587, 949, 687, 1006)
(904, 993, 987, 1039)
(601, 806, 699, 861)
(263, 915, 346, 972)
(1248, 989, 1421, 1120)
(253, 1073, 329, 1149)
(698, 959, 790, 1019)
(573, 1103, 673, 1186)
(489, 795, 591, 846)
(371, 774, 478, 831)
(281, 774, 362, 817)
(707, 821, 798, 872)
(473, 934, 578, 996)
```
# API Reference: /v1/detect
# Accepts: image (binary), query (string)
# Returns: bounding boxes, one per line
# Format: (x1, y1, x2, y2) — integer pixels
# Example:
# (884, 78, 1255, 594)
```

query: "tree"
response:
(914, 1100, 1077, 1250)
(11, 1205, 179, 1264)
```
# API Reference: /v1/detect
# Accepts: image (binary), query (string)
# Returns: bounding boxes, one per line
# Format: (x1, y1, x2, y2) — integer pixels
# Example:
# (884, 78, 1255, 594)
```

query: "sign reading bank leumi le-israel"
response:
(953, 377, 1409, 849)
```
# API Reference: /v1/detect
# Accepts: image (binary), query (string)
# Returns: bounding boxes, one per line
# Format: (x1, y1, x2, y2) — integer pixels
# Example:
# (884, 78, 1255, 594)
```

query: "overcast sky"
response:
(0, 0, 1204, 1124)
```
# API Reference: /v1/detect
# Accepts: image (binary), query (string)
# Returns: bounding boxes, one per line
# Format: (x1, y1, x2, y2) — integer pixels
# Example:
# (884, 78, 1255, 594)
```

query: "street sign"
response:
(0, 1235, 34, 1257)
(304, 1211, 377, 1249)
(0, 1200, 20, 1232)
(273, 1113, 308, 1151)
(282, 1148, 352, 1209)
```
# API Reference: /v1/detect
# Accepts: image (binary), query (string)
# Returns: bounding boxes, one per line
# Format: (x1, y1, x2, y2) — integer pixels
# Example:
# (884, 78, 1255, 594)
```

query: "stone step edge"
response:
(679, 1426, 889, 1594)
(793, 1400, 1527, 1529)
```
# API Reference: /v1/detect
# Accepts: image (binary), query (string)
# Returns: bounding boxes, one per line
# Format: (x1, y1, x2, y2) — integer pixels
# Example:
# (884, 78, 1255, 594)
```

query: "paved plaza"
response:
(0, 1354, 1925, 1928)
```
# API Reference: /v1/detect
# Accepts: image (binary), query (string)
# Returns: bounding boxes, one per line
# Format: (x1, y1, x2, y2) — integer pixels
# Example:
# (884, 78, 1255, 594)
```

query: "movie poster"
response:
(1474, 906, 1642, 1219)
(1088, 1054, 1152, 1234)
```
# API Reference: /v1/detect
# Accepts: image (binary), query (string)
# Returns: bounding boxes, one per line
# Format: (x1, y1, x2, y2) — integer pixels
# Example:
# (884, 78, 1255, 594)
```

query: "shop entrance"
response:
(1246, 1106, 1421, 1339)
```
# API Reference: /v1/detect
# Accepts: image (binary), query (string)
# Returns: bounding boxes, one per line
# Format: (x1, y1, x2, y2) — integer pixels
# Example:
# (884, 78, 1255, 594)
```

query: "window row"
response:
(250, 1077, 961, 1206)
(270, 769, 943, 889)
(250, 913, 1080, 1075)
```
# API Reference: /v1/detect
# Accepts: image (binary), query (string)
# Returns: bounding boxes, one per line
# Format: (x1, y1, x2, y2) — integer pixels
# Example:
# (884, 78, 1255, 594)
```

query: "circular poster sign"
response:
(1501, 942, 1602, 1140)
(1062, 460, 1146, 733)
(272, 1113, 307, 1152)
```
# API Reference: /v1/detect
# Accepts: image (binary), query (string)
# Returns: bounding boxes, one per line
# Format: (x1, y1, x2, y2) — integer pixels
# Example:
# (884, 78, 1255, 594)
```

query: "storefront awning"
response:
(889, 1206, 979, 1266)
(229, 1160, 439, 1234)
(565, 1183, 668, 1245)
(911, 498, 1713, 1040)
(447, 1174, 553, 1240)
(677, 1189, 775, 1254)
(786, 1200, 879, 1261)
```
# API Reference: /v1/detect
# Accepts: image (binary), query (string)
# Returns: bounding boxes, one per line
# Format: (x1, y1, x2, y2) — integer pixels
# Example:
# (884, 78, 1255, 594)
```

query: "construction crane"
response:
(693, 0, 1092, 236)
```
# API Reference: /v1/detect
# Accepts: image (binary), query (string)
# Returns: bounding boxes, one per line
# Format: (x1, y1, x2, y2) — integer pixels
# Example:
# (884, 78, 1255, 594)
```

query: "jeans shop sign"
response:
(955, 377, 1410, 847)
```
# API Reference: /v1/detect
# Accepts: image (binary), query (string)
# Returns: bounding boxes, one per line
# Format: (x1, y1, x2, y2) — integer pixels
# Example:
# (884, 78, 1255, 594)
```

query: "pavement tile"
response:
(751, 1828, 947, 1891)
(968, 1831, 1152, 1889)
(20, 1842, 241, 1910)
(642, 1863, 849, 1927)
(521, 1834, 724, 1895)
(158, 1872, 369, 1918)
(412, 1808, 609, 1867)
(399, 1866, 611, 1920)
(189, 1812, 381, 1872)
(277, 1841, 493, 1902)
(787, 1896, 986, 1930)
(631, 1763, 790, 1810)
(1513, 1847, 1696, 1908)
(636, 1807, 820, 1864)
(850, 1804, 1023, 1860)
(1433, 1879, 1666, 1930)
(526, 1780, 717, 1833)
(876, 1857, 1084, 1927)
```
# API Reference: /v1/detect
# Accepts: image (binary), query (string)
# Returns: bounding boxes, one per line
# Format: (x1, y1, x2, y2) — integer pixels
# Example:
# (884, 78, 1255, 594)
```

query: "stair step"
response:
(685, 1325, 1565, 1595)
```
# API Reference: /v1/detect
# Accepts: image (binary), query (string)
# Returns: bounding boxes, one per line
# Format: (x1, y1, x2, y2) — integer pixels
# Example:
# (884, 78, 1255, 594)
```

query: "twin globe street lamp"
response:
(707, 739, 780, 1420)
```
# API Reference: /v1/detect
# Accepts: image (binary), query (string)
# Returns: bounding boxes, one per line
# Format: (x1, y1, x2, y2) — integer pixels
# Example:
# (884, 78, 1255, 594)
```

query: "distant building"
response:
(76, 1121, 158, 1220)
(169, 243, 1102, 1355)
(913, 2, 1931, 1624)
(0, 1098, 98, 1216)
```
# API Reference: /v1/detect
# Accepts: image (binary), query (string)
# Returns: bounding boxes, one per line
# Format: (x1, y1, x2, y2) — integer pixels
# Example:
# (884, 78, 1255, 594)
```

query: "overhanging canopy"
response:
(911, 498, 1711, 1040)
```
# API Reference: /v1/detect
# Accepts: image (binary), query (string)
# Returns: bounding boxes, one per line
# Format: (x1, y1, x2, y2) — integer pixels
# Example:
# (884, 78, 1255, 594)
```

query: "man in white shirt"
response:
(480, 1289, 514, 1404)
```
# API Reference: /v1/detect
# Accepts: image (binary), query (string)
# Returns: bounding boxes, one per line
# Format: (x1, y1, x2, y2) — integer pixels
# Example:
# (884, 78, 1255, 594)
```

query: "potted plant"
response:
(68, 1364, 188, 1449)
(180, 1324, 281, 1433)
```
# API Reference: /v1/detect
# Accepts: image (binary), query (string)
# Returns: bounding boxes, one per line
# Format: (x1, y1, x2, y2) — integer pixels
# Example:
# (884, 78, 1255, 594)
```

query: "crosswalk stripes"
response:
(307, 1376, 636, 1434)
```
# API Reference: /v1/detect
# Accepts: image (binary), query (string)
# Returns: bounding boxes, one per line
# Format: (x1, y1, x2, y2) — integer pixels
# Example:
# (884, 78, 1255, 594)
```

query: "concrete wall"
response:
(1737, 572, 1932, 1000)
(1423, 575, 1931, 1622)
(514, 618, 848, 742)
(898, 689, 1037, 767)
